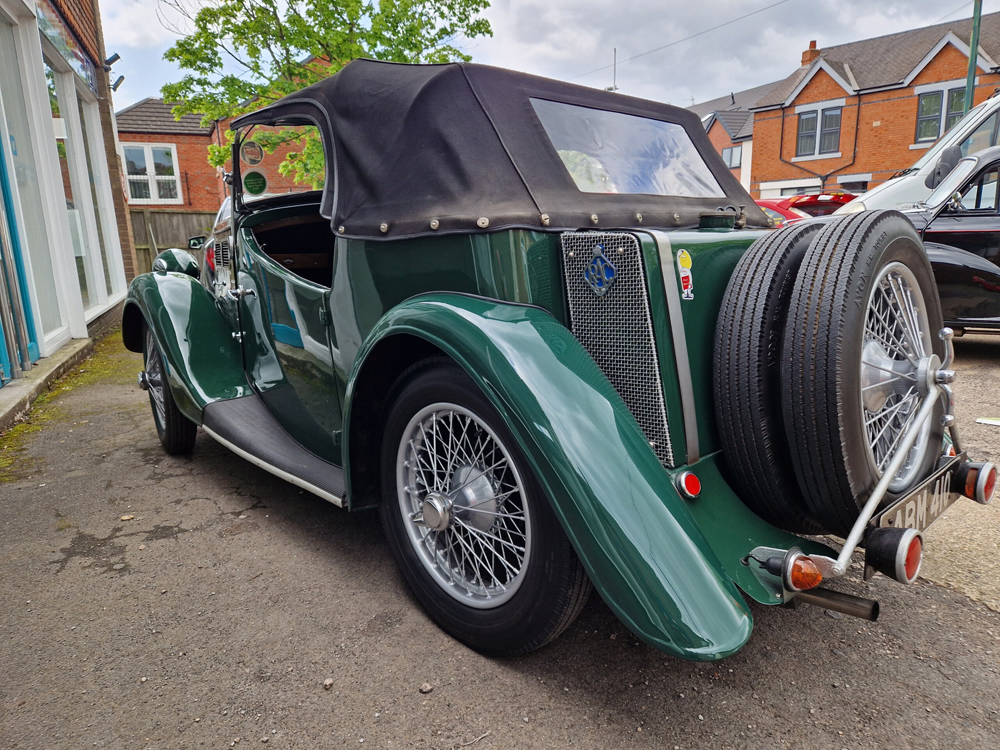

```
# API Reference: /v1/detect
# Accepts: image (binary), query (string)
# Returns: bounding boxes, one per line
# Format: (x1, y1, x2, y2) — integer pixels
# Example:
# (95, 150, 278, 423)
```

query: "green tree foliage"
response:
(161, 0, 491, 186)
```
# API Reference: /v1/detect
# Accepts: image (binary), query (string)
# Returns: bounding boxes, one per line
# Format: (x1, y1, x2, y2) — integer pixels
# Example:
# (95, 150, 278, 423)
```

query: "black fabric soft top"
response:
(232, 59, 768, 239)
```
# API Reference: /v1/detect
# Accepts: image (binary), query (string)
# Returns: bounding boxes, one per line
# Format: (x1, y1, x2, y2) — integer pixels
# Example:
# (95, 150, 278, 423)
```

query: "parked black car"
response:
(904, 145, 1000, 333)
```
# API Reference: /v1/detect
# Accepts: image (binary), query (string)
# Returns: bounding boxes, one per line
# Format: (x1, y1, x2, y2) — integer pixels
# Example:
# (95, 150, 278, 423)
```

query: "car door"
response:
(235, 219, 344, 464)
(924, 163, 1000, 264)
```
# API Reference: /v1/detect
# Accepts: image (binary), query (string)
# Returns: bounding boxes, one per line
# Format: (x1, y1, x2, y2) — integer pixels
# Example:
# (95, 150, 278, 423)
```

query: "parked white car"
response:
(837, 91, 1000, 214)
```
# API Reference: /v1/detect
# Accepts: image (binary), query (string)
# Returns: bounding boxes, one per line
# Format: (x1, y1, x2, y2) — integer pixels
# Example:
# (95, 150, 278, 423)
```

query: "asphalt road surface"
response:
(1, 333, 999, 750)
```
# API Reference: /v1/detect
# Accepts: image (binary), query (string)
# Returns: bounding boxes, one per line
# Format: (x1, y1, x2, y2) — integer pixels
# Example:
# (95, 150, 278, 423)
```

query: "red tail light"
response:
(903, 534, 923, 582)
(956, 462, 997, 505)
(676, 471, 701, 499)
(865, 527, 923, 584)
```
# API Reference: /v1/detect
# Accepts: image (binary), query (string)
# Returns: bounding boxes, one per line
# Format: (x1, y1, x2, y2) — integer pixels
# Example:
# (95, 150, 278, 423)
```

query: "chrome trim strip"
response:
(653, 232, 700, 465)
(201, 425, 345, 507)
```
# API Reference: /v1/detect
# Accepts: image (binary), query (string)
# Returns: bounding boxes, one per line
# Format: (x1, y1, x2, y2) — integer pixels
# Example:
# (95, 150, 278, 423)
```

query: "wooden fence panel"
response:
(129, 209, 216, 275)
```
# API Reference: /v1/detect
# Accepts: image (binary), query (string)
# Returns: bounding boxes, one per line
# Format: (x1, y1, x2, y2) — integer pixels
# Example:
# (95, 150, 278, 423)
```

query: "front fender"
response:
(123, 272, 251, 423)
(925, 241, 1000, 327)
(344, 293, 752, 660)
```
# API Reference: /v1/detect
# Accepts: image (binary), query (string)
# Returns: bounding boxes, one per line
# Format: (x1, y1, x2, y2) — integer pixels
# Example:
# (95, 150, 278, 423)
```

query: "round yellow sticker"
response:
(677, 249, 692, 269)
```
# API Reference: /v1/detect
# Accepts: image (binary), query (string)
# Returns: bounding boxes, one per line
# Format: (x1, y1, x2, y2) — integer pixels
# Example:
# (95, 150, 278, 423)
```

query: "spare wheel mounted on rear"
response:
(714, 221, 824, 533)
(782, 210, 946, 536)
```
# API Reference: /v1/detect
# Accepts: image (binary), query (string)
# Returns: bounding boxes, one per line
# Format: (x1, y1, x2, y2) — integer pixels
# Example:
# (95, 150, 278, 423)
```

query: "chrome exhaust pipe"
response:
(794, 587, 880, 622)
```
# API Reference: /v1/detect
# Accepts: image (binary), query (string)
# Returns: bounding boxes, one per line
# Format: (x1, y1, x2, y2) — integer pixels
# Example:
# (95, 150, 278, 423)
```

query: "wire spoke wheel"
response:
(144, 328, 167, 429)
(142, 324, 197, 455)
(396, 403, 531, 609)
(860, 261, 934, 493)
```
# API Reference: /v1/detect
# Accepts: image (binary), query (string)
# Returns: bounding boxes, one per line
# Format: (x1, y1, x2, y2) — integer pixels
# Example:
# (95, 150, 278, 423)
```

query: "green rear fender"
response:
(344, 294, 752, 660)
(122, 272, 252, 423)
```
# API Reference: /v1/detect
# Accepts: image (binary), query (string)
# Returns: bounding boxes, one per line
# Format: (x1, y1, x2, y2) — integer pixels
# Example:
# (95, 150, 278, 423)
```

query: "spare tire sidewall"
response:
(838, 228, 945, 504)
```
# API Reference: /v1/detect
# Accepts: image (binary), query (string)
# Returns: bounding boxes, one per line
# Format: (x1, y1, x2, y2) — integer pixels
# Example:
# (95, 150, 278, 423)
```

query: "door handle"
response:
(228, 287, 257, 301)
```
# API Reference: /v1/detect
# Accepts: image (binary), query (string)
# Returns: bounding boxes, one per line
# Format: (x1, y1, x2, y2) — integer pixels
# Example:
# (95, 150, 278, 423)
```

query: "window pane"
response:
(917, 118, 940, 142)
(530, 98, 725, 197)
(0, 18, 59, 333)
(731, 144, 742, 167)
(819, 108, 841, 154)
(152, 147, 175, 176)
(128, 177, 150, 200)
(960, 112, 998, 155)
(78, 97, 112, 296)
(918, 92, 943, 118)
(155, 178, 178, 200)
(948, 88, 966, 116)
(797, 112, 817, 156)
(797, 132, 816, 157)
(124, 146, 147, 176)
(979, 170, 999, 210)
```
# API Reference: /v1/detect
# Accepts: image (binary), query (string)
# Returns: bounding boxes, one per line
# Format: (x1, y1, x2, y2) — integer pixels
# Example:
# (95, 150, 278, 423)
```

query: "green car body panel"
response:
(345, 293, 754, 659)
(343, 293, 836, 659)
(123, 211, 839, 662)
(123, 268, 251, 422)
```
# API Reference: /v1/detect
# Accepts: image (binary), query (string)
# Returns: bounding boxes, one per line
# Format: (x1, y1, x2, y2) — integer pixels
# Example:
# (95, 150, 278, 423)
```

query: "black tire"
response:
(379, 361, 591, 657)
(782, 210, 945, 536)
(143, 325, 197, 455)
(715, 221, 824, 533)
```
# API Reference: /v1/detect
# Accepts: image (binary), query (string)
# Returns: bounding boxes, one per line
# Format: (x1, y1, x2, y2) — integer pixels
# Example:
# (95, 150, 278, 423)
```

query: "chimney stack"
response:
(802, 40, 820, 66)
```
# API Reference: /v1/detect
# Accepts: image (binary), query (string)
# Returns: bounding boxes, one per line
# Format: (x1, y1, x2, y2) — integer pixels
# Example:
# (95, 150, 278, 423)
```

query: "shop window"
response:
(122, 144, 182, 204)
(916, 88, 965, 143)
(721, 144, 742, 169)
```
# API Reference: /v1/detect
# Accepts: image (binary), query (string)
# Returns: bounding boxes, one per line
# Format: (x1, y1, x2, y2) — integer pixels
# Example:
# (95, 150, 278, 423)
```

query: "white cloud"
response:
(103, 0, 999, 109)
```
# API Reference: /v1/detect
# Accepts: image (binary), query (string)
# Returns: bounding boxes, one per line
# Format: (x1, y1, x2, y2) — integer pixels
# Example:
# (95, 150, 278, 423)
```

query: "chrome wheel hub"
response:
(861, 263, 934, 492)
(449, 465, 498, 533)
(420, 492, 453, 531)
(397, 403, 531, 609)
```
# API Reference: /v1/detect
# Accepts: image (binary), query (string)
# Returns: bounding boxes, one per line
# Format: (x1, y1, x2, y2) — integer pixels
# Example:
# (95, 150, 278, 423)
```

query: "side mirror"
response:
(926, 145, 964, 189)
(947, 192, 963, 212)
(188, 235, 207, 250)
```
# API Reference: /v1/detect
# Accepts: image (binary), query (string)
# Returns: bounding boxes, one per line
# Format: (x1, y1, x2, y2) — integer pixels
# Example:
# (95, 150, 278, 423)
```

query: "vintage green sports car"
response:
(121, 60, 995, 660)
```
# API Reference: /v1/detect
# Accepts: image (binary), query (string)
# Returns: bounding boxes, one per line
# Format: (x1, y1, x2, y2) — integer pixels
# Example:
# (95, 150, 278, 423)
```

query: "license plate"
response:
(872, 456, 963, 533)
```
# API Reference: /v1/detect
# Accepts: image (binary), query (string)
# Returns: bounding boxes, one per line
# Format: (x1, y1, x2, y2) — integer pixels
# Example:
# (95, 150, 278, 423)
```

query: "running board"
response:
(201, 395, 345, 507)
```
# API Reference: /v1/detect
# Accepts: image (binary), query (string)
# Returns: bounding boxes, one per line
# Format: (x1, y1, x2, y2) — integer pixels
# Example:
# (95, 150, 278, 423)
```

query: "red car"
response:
(756, 192, 857, 227)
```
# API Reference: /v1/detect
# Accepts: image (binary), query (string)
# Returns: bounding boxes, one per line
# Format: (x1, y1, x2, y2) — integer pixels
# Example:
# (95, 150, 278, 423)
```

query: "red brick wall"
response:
(707, 120, 741, 182)
(118, 132, 222, 212)
(749, 45, 1000, 197)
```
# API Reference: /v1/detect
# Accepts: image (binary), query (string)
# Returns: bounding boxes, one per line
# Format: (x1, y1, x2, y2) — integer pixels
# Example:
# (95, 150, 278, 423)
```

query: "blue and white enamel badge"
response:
(584, 243, 617, 296)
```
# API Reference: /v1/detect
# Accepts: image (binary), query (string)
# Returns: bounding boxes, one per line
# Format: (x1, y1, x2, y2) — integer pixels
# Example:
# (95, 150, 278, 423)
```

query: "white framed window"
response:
(721, 144, 742, 169)
(915, 88, 965, 143)
(121, 143, 183, 204)
(791, 99, 845, 161)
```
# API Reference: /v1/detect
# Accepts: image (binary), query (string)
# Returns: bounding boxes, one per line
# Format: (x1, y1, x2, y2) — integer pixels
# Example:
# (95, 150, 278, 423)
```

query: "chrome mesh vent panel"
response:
(560, 231, 673, 467)
(214, 239, 231, 268)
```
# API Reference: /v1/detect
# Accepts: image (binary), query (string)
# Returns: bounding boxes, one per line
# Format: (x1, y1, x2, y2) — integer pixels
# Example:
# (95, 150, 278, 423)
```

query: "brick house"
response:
(691, 13, 1000, 199)
(0, 0, 136, 387)
(116, 98, 225, 213)
(690, 80, 781, 194)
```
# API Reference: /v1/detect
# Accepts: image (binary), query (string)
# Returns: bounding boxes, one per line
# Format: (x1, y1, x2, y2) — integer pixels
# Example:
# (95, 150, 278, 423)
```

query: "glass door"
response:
(0, 17, 50, 350)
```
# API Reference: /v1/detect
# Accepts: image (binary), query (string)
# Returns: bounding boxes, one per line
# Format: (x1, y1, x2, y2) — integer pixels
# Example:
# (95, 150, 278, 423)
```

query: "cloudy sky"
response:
(104, 0, 999, 112)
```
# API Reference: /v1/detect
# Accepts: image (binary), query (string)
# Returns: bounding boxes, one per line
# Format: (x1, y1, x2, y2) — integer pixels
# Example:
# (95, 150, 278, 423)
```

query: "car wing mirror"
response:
(188, 235, 207, 250)
(947, 192, 963, 212)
